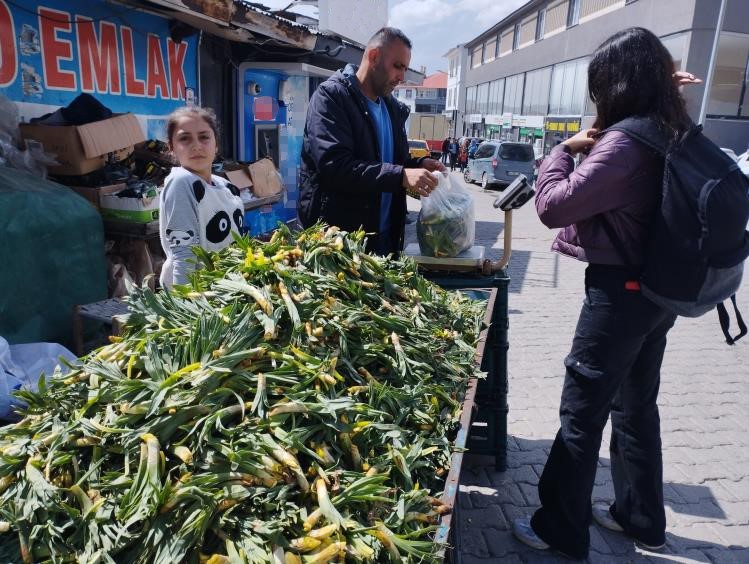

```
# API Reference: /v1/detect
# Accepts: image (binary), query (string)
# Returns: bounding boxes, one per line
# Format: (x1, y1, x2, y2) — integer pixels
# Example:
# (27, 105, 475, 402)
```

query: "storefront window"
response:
(549, 58, 588, 115)
(522, 67, 552, 115)
(706, 32, 749, 118)
(660, 32, 687, 72)
(487, 79, 504, 115)
(465, 86, 477, 114)
(503, 74, 525, 115)
(477, 82, 490, 114)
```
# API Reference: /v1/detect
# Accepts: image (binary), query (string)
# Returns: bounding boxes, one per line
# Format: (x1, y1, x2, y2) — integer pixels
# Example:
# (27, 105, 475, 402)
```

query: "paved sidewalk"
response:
(406, 171, 749, 563)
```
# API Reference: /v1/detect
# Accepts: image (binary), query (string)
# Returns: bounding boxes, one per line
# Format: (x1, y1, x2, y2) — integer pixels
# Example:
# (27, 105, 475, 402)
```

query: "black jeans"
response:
(531, 264, 677, 558)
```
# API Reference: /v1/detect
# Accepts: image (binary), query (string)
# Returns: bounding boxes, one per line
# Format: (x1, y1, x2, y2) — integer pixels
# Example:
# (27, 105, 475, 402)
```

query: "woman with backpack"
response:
(511, 28, 700, 558)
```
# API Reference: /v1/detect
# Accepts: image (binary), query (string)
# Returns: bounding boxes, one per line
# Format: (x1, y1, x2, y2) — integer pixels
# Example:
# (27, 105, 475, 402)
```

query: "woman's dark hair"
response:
(588, 27, 690, 138)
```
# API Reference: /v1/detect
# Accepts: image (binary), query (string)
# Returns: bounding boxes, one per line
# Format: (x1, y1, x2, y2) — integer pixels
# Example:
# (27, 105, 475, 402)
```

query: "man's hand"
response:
(402, 168, 439, 197)
(420, 158, 446, 173)
(562, 128, 598, 156)
(673, 71, 703, 87)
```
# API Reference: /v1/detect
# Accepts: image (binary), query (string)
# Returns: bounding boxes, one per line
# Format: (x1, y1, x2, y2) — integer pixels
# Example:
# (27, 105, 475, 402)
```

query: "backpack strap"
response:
(716, 295, 748, 345)
(604, 117, 671, 156)
(598, 214, 637, 267)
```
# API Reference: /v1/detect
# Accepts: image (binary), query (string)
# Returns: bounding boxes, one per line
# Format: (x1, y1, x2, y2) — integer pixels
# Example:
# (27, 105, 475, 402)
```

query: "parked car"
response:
(464, 141, 536, 189)
(407, 139, 430, 160)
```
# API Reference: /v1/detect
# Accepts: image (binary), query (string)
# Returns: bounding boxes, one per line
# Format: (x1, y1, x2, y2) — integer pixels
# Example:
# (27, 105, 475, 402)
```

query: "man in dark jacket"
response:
(298, 27, 444, 255)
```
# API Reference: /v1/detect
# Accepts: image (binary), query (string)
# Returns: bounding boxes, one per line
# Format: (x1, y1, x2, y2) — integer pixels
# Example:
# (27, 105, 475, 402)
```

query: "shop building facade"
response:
(454, 0, 749, 155)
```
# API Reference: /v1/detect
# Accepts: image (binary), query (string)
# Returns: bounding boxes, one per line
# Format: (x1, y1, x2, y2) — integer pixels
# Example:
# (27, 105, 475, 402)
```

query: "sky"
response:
(257, 0, 528, 76)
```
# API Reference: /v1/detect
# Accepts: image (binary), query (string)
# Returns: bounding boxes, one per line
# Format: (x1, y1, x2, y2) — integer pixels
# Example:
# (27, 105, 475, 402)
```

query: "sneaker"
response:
(511, 518, 550, 550)
(592, 504, 665, 552)
(634, 539, 666, 551)
(592, 503, 624, 532)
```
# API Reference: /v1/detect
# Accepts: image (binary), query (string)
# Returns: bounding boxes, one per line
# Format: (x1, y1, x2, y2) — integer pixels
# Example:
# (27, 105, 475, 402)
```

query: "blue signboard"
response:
(0, 0, 198, 116)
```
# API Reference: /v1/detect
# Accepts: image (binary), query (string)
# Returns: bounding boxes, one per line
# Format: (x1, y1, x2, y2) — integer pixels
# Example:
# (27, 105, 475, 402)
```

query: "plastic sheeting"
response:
(0, 166, 107, 347)
(0, 337, 77, 420)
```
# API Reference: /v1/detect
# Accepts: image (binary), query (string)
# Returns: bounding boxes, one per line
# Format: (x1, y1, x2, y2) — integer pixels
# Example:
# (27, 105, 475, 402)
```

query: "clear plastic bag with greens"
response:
(417, 172, 475, 257)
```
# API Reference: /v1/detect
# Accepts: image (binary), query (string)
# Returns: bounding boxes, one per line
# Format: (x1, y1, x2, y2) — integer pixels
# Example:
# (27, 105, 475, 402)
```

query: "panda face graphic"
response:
(206, 211, 232, 244)
(166, 228, 195, 247)
(233, 209, 245, 234)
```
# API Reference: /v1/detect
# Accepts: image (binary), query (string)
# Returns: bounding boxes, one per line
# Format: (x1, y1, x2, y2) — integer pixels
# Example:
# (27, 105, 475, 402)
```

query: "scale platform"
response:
(404, 244, 486, 270)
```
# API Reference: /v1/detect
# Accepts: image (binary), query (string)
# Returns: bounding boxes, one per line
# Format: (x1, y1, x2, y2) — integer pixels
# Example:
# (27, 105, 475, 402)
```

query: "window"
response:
(487, 78, 504, 114)
(471, 45, 483, 68)
(503, 74, 525, 115)
(707, 32, 749, 118)
(449, 58, 456, 78)
(500, 143, 535, 162)
(484, 38, 497, 63)
(523, 67, 552, 115)
(477, 82, 490, 114)
(474, 144, 495, 159)
(500, 27, 514, 56)
(465, 86, 477, 113)
(567, 0, 580, 27)
(536, 9, 546, 41)
(405, 89, 413, 99)
(513, 23, 521, 51)
(549, 58, 589, 115)
(660, 33, 687, 72)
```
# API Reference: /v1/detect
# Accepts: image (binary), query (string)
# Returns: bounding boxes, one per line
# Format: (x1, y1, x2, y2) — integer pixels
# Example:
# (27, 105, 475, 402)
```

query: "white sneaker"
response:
(592, 504, 666, 551)
(511, 518, 550, 550)
(592, 503, 624, 532)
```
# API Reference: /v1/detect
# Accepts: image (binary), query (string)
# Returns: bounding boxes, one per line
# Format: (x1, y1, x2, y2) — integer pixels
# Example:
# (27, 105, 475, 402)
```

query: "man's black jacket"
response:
(298, 64, 421, 254)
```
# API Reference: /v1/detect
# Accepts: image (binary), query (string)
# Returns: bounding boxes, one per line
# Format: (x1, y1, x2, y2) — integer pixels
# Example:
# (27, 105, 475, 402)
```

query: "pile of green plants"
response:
(0, 224, 484, 563)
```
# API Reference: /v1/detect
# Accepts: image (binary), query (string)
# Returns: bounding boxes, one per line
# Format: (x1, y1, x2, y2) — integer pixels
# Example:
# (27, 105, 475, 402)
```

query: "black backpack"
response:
(601, 117, 749, 344)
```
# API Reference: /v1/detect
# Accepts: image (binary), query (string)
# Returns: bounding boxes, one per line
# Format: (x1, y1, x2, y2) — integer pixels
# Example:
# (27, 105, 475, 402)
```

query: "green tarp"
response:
(0, 166, 107, 348)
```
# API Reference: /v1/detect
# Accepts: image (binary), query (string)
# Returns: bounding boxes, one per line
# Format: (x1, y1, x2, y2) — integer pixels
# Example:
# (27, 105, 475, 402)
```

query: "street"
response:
(406, 171, 749, 562)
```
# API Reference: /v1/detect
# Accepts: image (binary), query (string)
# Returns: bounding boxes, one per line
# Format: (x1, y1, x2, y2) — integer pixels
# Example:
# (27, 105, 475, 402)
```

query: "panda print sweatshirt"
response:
(159, 166, 244, 288)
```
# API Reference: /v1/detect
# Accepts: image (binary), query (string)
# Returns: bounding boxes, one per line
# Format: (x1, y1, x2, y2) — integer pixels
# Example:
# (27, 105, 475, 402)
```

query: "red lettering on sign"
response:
(146, 34, 168, 99)
(0, 0, 17, 86)
(39, 7, 76, 90)
(167, 39, 187, 100)
(120, 26, 144, 96)
(77, 17, 120, 94)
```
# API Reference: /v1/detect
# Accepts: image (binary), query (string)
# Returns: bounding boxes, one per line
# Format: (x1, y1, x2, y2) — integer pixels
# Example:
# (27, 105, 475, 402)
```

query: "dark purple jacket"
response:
(535, 131, 663, 266)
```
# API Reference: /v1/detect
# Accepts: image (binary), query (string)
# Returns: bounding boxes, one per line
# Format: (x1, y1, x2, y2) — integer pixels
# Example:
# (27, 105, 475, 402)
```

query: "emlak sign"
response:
(0, 0, 198, 116)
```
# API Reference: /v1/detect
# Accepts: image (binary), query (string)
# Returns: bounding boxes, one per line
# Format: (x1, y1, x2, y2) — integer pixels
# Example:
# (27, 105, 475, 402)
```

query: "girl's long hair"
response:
(589, 27, 691, 138)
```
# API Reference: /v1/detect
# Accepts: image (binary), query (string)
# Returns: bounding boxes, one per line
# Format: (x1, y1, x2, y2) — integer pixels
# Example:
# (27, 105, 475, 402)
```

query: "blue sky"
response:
(260, 0, 528, 75)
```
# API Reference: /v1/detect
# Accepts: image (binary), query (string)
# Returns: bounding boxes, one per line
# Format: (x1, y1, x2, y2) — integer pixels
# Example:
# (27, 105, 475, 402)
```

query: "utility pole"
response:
(698, 0, 728, 125)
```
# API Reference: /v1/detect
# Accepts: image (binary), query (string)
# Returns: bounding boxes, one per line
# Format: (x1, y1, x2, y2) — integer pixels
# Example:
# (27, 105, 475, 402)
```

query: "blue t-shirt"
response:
(365, 96, 394, 254)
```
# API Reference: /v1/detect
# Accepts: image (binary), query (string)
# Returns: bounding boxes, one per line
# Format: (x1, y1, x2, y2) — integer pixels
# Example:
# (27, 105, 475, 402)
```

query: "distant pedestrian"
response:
(512, 27, 698, 558)
(441, 137, 450, 164)
(458, 138, 469, 172)
(448, 137, 458, 171)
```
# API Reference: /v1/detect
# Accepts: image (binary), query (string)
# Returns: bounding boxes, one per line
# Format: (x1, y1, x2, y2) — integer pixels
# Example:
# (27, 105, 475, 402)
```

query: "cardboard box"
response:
(224, 167, 253, 191)
(248, 158, 283, 198)
(20, 114, 145, 176)
(67, 183, 126, 210)
(100, 191, 160, 223)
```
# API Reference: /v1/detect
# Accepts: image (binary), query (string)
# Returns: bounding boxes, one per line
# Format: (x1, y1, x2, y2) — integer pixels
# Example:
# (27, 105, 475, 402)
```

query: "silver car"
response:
(465, 141, 536, 189)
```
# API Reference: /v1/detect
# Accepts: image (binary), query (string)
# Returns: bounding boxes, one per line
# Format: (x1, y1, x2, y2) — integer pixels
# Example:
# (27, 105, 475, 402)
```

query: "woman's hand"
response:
(673, 71, 703, 87)
(562, 128, 598, 155)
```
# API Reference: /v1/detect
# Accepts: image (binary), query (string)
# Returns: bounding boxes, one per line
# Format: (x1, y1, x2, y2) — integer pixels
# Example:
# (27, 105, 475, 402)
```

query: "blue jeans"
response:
(531, 264, 677, 558)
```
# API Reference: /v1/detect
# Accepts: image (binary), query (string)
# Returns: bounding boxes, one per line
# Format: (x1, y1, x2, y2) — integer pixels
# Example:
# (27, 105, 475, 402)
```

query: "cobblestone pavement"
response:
(405, 170, 749, 563)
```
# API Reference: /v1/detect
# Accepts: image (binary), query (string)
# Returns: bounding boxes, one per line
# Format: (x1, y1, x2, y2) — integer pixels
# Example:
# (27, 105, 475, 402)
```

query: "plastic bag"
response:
(417, 172, 475, 257)
(0, 337, 76, 420)
(0, 94, 59, 178)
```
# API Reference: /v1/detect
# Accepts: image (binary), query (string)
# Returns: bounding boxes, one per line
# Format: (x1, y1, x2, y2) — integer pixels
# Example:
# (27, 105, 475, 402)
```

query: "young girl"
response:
(159, 107, 244, 288)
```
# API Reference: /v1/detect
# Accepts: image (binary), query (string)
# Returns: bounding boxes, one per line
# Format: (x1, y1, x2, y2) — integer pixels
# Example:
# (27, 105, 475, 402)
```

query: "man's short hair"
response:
(368, 27, 412, 50)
